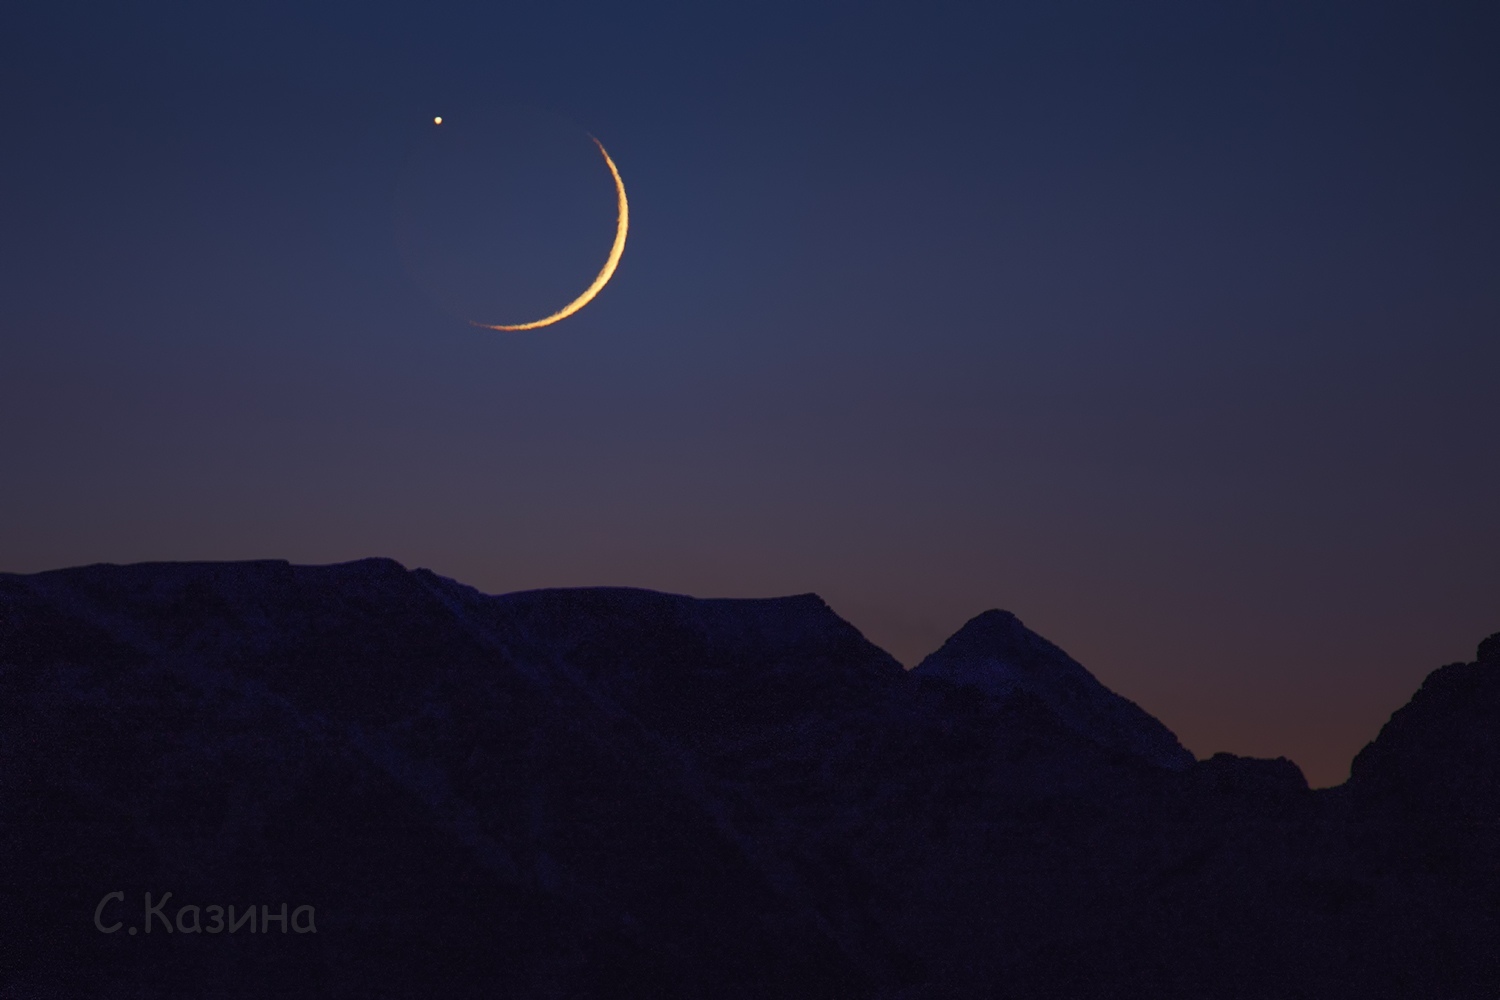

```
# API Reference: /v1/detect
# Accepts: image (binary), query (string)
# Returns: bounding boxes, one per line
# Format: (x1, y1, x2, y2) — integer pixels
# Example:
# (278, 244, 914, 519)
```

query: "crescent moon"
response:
(471, 135, 628, 332)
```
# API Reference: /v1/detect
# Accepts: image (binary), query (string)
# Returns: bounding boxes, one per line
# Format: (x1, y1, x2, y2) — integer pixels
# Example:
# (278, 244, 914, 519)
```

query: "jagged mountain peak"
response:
(1346, 630, 1500, 814)
(913, 608, 1196, 771)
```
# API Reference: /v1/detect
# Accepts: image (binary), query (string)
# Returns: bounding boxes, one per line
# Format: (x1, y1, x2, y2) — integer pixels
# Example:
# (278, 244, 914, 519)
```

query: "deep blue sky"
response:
(3, 0, 1497, 786)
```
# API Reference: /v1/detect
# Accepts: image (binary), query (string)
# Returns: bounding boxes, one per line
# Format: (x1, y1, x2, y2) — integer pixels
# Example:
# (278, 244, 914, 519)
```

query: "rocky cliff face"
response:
(1346, 631, 1500, 818)
(0, 560, 1495, 999)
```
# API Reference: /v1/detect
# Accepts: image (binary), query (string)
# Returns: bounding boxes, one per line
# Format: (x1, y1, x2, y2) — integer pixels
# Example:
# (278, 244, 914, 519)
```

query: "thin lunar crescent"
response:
(471, 135, 628, 332)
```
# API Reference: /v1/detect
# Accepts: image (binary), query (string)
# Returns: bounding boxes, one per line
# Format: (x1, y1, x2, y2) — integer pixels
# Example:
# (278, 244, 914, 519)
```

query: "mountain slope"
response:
(1, 559, 1496, 999)
(913, 609, 1195, 770)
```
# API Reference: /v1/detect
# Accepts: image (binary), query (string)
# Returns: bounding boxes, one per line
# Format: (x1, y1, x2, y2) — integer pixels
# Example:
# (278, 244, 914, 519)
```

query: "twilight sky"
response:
(2, 0, 1496, 787)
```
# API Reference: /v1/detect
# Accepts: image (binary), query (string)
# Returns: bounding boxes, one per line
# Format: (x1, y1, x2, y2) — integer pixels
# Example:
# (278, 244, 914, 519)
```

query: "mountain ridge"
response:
(912, 607, 1197, 771)
(2, 557, 1496, 999)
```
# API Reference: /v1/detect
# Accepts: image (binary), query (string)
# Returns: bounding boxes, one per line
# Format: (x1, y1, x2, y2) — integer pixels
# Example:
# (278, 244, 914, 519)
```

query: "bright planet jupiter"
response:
(466, 133, 629, 332)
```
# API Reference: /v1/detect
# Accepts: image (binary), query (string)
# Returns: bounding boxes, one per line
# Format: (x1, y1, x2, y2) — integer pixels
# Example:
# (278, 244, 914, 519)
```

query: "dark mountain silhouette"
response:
(0, 558, 1495, 999)
(913, 608, 1195, 771)
(1347, 632, 1500, 817)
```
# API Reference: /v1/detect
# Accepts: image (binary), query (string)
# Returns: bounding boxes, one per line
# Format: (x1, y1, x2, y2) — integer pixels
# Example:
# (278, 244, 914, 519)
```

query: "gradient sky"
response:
(3, 0, 1497, 787)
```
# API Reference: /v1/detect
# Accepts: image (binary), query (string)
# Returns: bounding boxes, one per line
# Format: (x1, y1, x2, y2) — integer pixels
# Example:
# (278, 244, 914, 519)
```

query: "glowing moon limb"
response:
(471, 135, 628, 332)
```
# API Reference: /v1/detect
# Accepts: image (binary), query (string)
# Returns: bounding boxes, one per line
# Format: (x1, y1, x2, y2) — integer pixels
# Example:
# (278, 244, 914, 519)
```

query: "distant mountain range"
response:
(1, 558, 1496, 999)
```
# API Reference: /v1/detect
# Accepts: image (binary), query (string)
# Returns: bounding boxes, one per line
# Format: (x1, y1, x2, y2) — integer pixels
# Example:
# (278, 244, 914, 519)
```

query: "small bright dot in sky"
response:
(433, 116, 442, 125)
